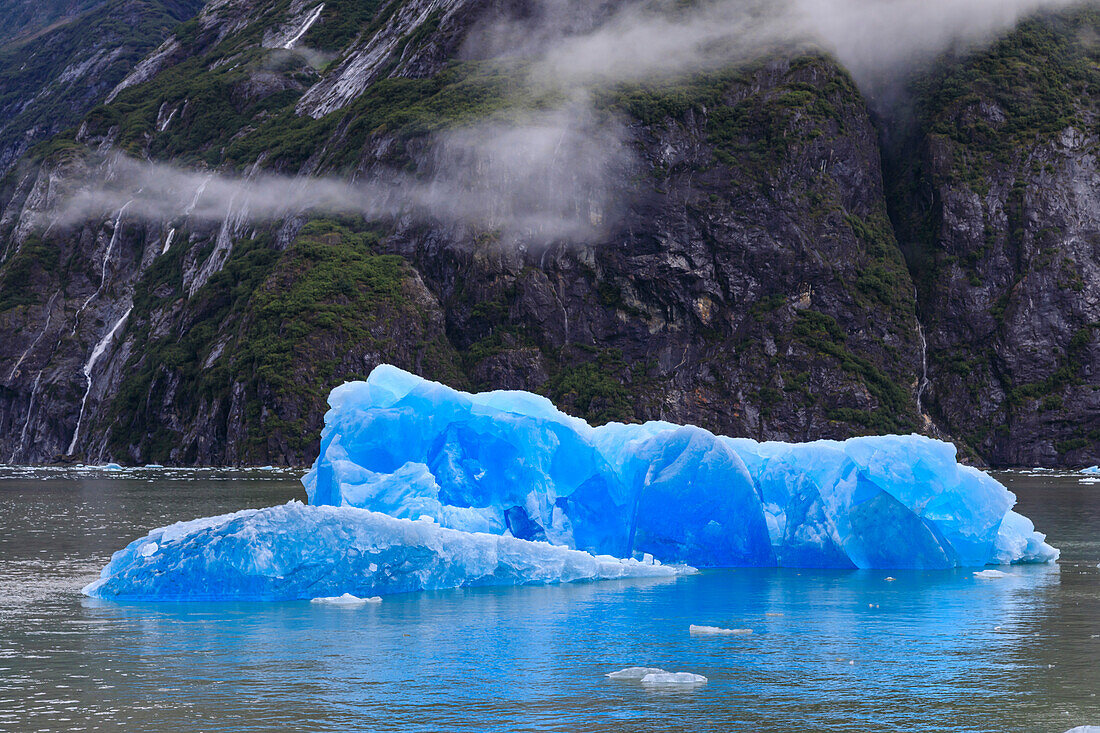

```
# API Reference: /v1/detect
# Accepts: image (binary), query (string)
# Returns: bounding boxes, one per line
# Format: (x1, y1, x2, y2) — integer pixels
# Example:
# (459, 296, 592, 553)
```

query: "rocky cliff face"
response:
(888, 9, 1100, 466)
(0, 0, 204, 174)
(0, 0, 1097, 466)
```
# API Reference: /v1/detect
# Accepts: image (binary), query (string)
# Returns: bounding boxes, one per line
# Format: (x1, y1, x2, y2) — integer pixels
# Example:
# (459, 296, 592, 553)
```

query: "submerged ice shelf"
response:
(86, 366, 1058, 602)
(302, 366, 1057, 571)
(84, 502, 687, 601)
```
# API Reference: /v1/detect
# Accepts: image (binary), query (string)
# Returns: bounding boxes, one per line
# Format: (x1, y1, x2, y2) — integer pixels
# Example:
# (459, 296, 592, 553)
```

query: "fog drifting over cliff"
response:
(55, 0, 1091, 242)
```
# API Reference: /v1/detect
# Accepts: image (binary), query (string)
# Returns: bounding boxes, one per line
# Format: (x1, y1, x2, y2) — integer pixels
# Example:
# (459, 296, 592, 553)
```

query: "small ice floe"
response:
(689, 624, 752, 636)
(309, 593, 382, 606)
(885, 577, 896, 582)
(1063, 727, 1100, 733)
(143, 463, 164, 468)
(765, 612, 783, 617)
(1080, 466, 1100, 475)
(974, 569, 1010, 579)
(102, 463, 123, 471)
(641, 672, 707, 687)
(607, 667, 667, 680)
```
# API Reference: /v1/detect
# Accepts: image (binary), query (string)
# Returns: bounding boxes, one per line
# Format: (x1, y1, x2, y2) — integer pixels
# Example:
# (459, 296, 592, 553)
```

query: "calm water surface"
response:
(0, 466, 1098, 732)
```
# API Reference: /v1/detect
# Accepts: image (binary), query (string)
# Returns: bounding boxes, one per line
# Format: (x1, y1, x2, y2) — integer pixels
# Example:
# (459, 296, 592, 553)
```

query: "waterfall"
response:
(284, 4, 324, 49)
(913, 286, 932, 420)
(158, 106, 177, 132)
(162, 228, 176, 255)
(8, 290, 60, 381)
(916, 322, 930, 415)
(183, 177, 211, 218)
(10, 371, 43, 464)
(66, 307, 132, 456)
(71, 200, 133, 334)
(187, 190, 248, 297)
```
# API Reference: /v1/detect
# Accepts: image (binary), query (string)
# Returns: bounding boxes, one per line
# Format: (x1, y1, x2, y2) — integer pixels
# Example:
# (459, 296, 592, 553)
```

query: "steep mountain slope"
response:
(0, 0, 1097, 467)
(0, 0, 203, 173)
(888, 8, 1100, 466)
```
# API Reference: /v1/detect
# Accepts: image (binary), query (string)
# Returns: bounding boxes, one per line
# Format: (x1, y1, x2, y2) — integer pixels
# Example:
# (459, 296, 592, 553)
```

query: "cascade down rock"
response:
(83, 502, 688, 601)
(302, 366, 1059, 569)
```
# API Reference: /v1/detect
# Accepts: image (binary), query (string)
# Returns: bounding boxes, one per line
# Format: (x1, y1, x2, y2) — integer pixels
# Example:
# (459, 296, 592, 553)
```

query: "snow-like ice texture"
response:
(82, 502, 689, 601)
(303, 365, 1060, 570)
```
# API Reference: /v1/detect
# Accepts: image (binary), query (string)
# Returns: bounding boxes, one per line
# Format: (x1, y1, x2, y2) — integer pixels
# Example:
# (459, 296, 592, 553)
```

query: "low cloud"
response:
(57, 106, 632, 243)
(519, 0, 1086, 97)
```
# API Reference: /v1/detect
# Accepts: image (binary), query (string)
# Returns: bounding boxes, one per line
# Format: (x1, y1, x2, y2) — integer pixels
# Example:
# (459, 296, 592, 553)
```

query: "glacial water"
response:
(0, 467, 1097, 732)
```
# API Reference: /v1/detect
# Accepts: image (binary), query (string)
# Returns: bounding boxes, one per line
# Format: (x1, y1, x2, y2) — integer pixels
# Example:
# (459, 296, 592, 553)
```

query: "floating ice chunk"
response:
(689, 625, 752, 635)
(607, 667, 667, 680)
(303, 366, 1058, 569)
(1064, 727, 1100, 733)
(973, 569, 1009, 579)
(102, 463, 123, 471)
(641, 672, 707, 686)
(1080, 466, 1100, 475)
(310, 593, 382, 606)
(143, 463, 164, 468)
(83, 502, 692, 602)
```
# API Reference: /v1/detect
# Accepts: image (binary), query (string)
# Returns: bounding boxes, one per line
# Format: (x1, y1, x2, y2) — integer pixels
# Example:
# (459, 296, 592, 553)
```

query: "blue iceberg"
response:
(85, 365, 1058, 602)
(302, 366, 1057, 570)
(83, 502, 687, 601)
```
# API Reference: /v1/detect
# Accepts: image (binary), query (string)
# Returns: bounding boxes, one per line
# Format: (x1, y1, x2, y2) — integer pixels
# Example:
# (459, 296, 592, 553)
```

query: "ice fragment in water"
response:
(641, 672, 707, 686)
(302, 366, 1058, 569)
(689, 625, 752, 635)
(973, 569, 1009, 579)
(310, 593, 382, 606)
(607, 667, 667, 680)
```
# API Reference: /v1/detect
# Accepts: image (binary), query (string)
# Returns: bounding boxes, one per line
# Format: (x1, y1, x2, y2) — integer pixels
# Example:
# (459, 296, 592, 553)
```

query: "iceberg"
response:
(302, 365, 1058, 570)
(83, 502, 689, 602)
(85, 365, 1060, 602)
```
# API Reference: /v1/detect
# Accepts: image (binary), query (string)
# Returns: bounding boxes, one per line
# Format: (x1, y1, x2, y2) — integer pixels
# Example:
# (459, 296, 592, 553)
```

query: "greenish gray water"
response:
(0, 466, 1097, 732)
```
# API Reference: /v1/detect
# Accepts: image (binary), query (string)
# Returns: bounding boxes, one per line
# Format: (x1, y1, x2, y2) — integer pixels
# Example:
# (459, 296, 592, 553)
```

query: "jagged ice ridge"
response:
(302, 366, 1057, 570)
